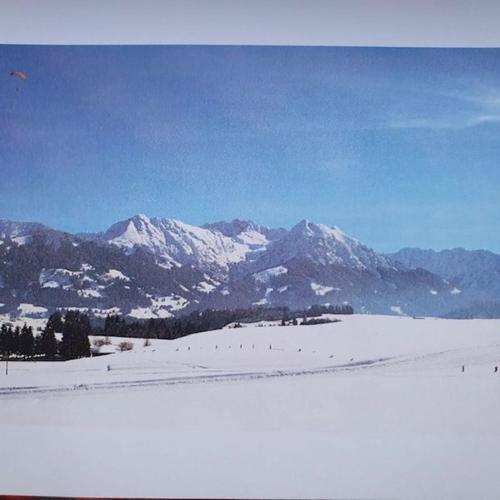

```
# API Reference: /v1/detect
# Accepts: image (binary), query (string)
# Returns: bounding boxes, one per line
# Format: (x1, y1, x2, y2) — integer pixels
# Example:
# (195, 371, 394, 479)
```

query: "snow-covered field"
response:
(1, 314, 500, 499)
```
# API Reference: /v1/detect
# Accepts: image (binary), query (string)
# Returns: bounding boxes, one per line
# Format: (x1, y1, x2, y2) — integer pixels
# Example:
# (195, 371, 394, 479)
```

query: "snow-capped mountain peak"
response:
(282, 220, 389, 271)
(105, 215, 394, 277)
(103, 215, 256, 272)
(104, 214, 166, 250)
(291, 219, 352, 243)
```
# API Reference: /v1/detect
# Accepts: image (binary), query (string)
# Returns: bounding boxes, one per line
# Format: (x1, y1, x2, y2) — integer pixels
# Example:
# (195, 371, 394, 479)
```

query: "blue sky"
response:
(1, 45, 499, 252)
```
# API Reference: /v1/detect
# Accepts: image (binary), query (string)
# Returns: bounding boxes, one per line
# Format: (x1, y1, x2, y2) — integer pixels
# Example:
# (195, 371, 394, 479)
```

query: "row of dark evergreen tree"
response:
(0, 310, 91, 360)
(1, 303, 353, 358)
(99, 304, 354, 340)
(0, 324, 37, 358)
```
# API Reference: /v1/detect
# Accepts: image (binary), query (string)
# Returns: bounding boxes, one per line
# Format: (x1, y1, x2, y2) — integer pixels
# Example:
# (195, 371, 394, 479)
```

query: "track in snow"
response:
(0, 356, 392, 399)
(3, 342, 494, 400)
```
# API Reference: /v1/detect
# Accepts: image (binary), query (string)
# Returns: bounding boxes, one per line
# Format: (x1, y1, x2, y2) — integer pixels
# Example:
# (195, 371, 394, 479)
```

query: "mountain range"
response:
(0, 215, 498, 320)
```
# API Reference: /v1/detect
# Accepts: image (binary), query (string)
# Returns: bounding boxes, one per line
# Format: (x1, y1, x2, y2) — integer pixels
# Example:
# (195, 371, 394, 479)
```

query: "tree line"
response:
(100, 303, 353, 340)
(0, 310, 91, 361)
(0, 303, 353, 359)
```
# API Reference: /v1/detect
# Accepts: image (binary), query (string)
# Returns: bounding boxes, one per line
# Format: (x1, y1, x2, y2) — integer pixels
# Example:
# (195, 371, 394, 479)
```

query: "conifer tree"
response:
(4, 325, 15, 357)
(19, 324, 35, 358)
(12, 326, 21, 356)
(41, 321, 58, 358)
(60, 311, 91, 359)
(0, 324, 8, 357)
(46, 311, 64, 333)
(34, 334, 43, 356)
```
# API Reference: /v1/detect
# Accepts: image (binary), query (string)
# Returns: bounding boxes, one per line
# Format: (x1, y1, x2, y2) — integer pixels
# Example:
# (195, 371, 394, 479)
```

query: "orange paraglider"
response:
(9, 71, 26, 92)
(10, 71, 26, 81)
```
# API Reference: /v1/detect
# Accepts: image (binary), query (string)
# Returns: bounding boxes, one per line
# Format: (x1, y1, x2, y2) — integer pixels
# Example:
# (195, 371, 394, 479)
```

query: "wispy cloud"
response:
(389, 113, 500, 130)
(387, 85, 500, 130)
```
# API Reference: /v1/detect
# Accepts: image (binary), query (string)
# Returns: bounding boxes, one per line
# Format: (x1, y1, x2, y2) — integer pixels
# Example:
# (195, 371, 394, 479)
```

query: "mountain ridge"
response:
(0, 215, 498, 319)
(389, 247, 500, 300)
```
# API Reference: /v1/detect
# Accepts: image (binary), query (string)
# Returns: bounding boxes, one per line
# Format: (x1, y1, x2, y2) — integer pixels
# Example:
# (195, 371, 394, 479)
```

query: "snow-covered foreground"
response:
(1, 315, 500, 499)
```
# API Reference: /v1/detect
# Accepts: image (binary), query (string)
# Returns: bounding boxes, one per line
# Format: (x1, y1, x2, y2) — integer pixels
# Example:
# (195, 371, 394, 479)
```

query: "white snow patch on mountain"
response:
(17, 303, 48, 317)
(152, 295, 189, 311)
(12, 236, 29, 245)
(390, 305, 405, 315)
(235, 229, 269, 247)
(203, 219, 276, 250)
(39, 268, 86, 290)
(129, 295, 189, 319)
(129, 307, 159, 319)
(77, 289, 102, 298)
(91, 307, 121, 318)
(196, 281, 217, 293)
(311, 282, 336, 296)
(104, 269, 130, 282)
(430, 289, 438, 295)
(253, 287, 274, 305)
(254, 266, 288, 284)
(41, 280, 60, 289)
(450, 287, 461, 295)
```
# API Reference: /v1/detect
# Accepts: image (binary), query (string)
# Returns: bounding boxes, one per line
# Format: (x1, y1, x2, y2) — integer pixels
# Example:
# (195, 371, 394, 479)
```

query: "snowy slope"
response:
(1, 315, 500, 499)
(2, 314, 499, 391)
